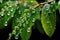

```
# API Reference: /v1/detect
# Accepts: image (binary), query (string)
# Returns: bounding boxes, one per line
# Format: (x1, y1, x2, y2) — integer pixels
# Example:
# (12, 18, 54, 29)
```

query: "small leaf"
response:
(41, 4, 56, 37)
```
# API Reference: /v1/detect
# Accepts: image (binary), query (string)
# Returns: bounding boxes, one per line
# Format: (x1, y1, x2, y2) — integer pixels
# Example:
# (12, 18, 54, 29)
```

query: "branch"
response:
(34, 0, 55, 9)
(12, 0, 55, 10)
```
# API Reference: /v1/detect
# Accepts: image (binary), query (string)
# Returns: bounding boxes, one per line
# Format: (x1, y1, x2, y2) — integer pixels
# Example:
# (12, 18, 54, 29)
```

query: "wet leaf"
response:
(41, 4, 56, 37)
(0, 1, 17, 29)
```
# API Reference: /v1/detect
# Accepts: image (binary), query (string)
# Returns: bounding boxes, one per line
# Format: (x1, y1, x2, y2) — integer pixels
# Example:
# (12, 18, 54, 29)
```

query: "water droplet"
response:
(19, 11, 21, 14)
(20, 17, 22, 19)
(47, 21, 50, 23)
(9, 5, 12, 7)
(12, 30, 16, 35)
(11, 8, 13, 12)
(27, 27, 30, 32)
(19, 23, 22, 26)
(6, 3, 9, 6)
(15, 35, 18, 39)
(11, 10, 13, 11)
(31, 1, 33, 3)
(32, 11, 35, 13)
(4, 6, 7, 8)
(32, 18, 35, 22)
(27, 13, 31, 17)
(44, 4, 50, 10)
(20, 29, 22, 33)
(17, 7, 19, 9)
(23, 23, 26, 27)
(24, 9, 28, 12)
(15, 26, 19, 29)
(58, 1, 60, 5)
(24, 16, 26, 21)
(24, 2, 27, 7)
(1, 8, 5, 11)
(4, 23, 7, 26)
(1, 13, 4, 16)
(40, 8, 42, 11)
(16, 18, 19, 21)
(11, 15, 14, 17)
(8, 33, 12, 40)
(7, 13, 10, 16)
(26, 21, 28, 24)
(21, 19, 24, 23)
(5, 21, 7, 23)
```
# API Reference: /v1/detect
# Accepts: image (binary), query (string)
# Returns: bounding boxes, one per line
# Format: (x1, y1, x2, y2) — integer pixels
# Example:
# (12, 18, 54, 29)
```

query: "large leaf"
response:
(9, 2, 40, 40)
(41, 3, 56, 37)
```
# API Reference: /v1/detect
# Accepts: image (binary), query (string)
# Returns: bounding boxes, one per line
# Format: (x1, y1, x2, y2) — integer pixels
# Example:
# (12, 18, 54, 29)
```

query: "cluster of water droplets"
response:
(0, 1, 18, 29)
(8, 2, 39, 40)
(0, 0, 40, 40)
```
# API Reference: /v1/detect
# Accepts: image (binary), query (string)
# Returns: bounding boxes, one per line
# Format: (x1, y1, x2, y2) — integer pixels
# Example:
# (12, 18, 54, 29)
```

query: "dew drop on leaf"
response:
(32, 11, 35, 13)
(58, 1, 60, 5)
(4, 23, 7, 26)
(44, 4, 50, 10)
(19, 11, 21, 14)
(26, 21, 28, 24)
(24, 2, 27, 7)
(46, 21, 50, 24)
(23, 23, 26, 27)
(1, 13, 4, 16)
(9, 5, 12, 7)
(20, 29, 22, 33)
(11, 9, 13, 12)
(32, 18, 35, 22)
(27, 27, 30, 32)
(19, 23, 22, 27)
(4, 6, 7, 9)
(5, 21, 7, 24)
(15, 35, 19, 40)
(7, 13, 10, 16)
(8, 33, 12, 40)
(31, 1, 33, 3)
(1, 8, 5, 11)
(12, 30, 16, 34)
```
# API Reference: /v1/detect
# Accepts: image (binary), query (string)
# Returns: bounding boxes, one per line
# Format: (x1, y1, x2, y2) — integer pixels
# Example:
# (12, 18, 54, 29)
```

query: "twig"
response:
(12, 0, 55, 10)
(34, 0, 55, 9)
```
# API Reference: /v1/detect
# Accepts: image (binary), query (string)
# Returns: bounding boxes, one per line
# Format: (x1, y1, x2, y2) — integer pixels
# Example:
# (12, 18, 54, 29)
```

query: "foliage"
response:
(0, 0, 59, 40)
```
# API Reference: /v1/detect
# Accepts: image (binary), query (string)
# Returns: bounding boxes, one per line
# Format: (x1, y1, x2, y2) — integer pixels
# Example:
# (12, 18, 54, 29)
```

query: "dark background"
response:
(0, 0, 60, 40)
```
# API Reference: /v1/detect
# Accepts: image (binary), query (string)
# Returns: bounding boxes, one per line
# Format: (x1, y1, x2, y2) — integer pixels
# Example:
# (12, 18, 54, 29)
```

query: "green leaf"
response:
(11, 2, 40, 39)
(36, 20, 44, 34)
(0, 1, 17, 29)
(41, 4, 56, 37)
(20, 26, 32, 40)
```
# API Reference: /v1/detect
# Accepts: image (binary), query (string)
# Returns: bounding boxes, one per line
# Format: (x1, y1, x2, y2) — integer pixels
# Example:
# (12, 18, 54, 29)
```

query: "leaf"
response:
(36, 20, 44, 34)
(11, 2, 40, 40)
(0, 1, 17, 29)
(41, 4, 56, 37)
